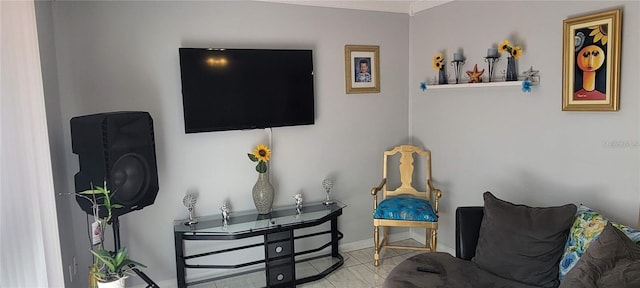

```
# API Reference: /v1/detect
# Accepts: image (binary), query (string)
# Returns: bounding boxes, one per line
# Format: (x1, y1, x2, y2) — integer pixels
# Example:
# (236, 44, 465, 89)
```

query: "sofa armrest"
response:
(455, 206, 484, 260)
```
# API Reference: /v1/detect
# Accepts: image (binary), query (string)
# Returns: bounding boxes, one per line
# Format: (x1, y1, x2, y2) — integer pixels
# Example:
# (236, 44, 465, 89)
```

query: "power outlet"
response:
(68, 265, 73, 283)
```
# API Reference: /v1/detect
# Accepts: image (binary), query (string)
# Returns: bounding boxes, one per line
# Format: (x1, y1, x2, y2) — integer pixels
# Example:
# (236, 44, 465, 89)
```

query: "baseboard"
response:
(409, 229, 455, 255)
(339, 231, 411, 252)
(129, 231, 445, 288)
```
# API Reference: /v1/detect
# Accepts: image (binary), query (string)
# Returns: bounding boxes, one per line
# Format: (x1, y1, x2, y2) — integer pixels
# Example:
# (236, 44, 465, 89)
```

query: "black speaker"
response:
(71, 111, 159, 219)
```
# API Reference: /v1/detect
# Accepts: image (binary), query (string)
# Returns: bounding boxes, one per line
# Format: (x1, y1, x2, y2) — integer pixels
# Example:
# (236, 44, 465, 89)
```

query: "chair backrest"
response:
(382, 145, 432, 201)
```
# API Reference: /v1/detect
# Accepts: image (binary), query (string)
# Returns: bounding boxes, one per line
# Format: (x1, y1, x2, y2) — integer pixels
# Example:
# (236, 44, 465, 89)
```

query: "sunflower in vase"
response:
(432, 52, 447, 84)
(498, 40, 523, 59)
(432, 52, 444, 70)
(499, 40, 523, 81)
(248, 144, 271, 173)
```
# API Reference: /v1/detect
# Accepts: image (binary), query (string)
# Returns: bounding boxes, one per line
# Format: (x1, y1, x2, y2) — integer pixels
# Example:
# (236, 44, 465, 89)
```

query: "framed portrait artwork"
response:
(562, 9, 621, 111)
(344, 45, 380, 94)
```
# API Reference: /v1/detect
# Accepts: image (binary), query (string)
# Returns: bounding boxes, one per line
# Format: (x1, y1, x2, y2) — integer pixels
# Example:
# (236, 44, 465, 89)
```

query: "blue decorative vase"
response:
(252, 173, 274, 214)
(506, 56, 518, 81)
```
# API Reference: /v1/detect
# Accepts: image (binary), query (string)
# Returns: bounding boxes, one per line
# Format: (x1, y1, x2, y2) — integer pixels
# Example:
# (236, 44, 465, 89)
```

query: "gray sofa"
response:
(384, 192, 577, 288)
(384, 192, 640, 288)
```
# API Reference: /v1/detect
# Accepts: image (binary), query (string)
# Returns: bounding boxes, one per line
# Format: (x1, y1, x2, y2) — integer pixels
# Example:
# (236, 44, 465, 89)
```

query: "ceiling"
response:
(257, 0, 453, 15)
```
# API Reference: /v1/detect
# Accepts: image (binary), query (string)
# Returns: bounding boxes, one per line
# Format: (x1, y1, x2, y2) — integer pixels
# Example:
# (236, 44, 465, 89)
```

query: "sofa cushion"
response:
(384, 252, 540, 288)
(373, 196, 437, 221)
(559, 222, 640, 288)
(558, 205, 640, 279)
(472, 192, 576, 288)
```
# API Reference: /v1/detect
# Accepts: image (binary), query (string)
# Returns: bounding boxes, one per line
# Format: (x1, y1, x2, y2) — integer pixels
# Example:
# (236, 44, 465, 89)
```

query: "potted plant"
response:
(79, 182, 146, 288)
(90, 246, 146, 288)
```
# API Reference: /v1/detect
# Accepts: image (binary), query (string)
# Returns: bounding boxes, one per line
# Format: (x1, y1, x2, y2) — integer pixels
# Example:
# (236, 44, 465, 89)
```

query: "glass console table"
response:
(173, 201, 346, 287)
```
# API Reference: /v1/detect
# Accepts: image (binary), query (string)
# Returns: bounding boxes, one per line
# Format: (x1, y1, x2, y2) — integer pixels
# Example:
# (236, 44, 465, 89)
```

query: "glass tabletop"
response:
(174, 201, 346, 235)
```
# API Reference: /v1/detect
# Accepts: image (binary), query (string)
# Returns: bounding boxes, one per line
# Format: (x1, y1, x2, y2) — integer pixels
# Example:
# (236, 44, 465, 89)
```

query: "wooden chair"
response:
(371, 145, 442, 266)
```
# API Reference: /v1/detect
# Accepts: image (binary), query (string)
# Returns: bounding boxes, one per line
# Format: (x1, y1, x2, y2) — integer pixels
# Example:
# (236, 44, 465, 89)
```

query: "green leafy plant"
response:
(79, 181, 146, 282)
(90, 247, 146, 282)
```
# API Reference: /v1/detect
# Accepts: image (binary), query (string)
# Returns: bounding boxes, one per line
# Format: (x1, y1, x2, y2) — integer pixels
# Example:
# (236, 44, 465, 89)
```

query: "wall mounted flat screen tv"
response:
(179, 48, 315, 133)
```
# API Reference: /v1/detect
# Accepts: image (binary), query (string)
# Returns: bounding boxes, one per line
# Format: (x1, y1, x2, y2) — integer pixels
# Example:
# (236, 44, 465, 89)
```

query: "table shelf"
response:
(173, 201, 346, 287)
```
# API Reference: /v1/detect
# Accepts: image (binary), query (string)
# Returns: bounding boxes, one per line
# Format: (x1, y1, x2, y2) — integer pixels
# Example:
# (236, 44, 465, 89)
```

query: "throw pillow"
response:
(558, 222, 640, 288)
(558, 205, 640, 280)
(472, 192, 577, 288)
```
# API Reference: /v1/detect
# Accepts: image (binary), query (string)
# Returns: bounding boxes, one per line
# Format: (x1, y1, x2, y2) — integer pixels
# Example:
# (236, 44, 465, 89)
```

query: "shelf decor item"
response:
(451, 52, 465, 84)
(293, 193, 303, 214)
(498, 40, 523, 81)
(220, 201, 230, 226)
(562, 9, 621, 111)
(248, 144, 274, 214)
(484, 47, 500, 82)
(182, 193, 198, 225)
(322, 178, 334, 205)
(466, 64, 485, 83)
(344, 45, 380, 93)
(432, 52, 447, 84)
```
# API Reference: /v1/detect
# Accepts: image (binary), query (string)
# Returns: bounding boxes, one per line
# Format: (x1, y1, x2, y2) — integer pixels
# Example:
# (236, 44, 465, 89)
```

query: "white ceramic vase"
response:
(97, 276, 126, 288)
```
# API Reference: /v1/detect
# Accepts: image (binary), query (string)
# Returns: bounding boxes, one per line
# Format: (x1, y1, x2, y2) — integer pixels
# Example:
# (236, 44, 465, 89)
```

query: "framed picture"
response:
(345, 45, 380, 94)
(562, 9, 621, 111)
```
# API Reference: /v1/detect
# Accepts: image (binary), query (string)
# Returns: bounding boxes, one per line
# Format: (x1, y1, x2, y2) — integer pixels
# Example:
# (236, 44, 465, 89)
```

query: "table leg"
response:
(331, 217, 339, 257)
(174, 232, 186, 288)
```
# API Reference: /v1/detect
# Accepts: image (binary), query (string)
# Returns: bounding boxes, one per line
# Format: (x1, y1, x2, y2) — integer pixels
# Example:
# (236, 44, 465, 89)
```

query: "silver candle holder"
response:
(450, 60, 465, 84)
(484, 56, 500, 82)
(182, 193, 198, 225)
(293, 193, 303, 214)
(322, 179, 334, 205)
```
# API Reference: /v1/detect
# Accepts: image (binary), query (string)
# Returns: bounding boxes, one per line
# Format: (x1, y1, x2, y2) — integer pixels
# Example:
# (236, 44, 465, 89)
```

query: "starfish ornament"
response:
(522, 66, 539, 82)
(466, 64, 485, 83)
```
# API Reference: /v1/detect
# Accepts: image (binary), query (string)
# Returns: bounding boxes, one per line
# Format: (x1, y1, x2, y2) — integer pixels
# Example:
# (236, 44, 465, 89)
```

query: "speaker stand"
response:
(112, 217, 159, 288)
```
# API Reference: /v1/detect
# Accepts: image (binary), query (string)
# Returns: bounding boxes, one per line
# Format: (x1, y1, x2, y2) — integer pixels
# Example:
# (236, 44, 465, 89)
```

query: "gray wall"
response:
(35, 2, 76, 287)
(41, 1, 409, 286)
(410, 1, 640, 248)
(38, 0, 640, 286)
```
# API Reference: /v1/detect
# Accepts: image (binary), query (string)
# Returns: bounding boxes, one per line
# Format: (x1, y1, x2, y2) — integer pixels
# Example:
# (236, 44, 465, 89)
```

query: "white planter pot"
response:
(97, 276, 126, 288)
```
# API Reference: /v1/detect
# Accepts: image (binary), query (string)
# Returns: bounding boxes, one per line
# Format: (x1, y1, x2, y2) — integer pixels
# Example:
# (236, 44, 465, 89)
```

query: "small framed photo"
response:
(344, 45, 380, 94)
(562, 9, 621, 111)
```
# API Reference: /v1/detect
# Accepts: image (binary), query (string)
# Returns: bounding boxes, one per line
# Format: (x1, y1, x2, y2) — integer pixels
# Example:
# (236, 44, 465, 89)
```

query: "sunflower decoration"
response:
(498, 39, 524, 60)
(248, 144, 271, 173)
(588, 25, 608, 45)
(432, 52, 444, 71)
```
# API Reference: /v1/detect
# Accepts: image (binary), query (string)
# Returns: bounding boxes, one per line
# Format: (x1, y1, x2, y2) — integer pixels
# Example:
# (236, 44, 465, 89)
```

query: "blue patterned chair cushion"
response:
(374, 196, 437, 221)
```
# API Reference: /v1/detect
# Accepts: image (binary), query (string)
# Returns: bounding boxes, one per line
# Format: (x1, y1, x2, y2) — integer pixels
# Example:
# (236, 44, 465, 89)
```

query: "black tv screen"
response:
(179, 48, 315, 133)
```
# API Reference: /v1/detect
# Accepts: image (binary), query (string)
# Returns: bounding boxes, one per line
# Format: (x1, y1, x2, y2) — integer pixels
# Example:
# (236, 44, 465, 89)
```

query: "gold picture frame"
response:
(345, 45, 380, 94)
(562, 9, 621, 111)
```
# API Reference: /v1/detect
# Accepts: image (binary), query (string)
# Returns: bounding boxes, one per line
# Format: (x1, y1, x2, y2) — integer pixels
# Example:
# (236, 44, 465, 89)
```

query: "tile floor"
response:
(193, 239, 424, 288)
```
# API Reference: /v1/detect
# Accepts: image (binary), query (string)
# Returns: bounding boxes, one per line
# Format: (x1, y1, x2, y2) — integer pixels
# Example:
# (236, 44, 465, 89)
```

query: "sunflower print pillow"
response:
(558, 205, 640, 280)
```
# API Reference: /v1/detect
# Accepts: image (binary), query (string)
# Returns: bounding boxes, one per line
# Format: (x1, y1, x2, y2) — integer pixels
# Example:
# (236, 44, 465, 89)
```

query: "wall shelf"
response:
(428, 79, 538, 90)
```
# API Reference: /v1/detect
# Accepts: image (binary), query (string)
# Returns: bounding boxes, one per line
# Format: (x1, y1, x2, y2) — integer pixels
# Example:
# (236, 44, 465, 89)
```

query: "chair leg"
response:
(374, 225, 380, 266)
(383, 227, 389, 246)
(431, 228, 438, 252)
(425, 229, 429, 249)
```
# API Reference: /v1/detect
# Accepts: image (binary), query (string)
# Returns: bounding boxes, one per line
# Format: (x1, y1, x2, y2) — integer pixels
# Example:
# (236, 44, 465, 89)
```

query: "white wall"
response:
(44, 1, 409, 286)
(410, 1, 640, 249)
